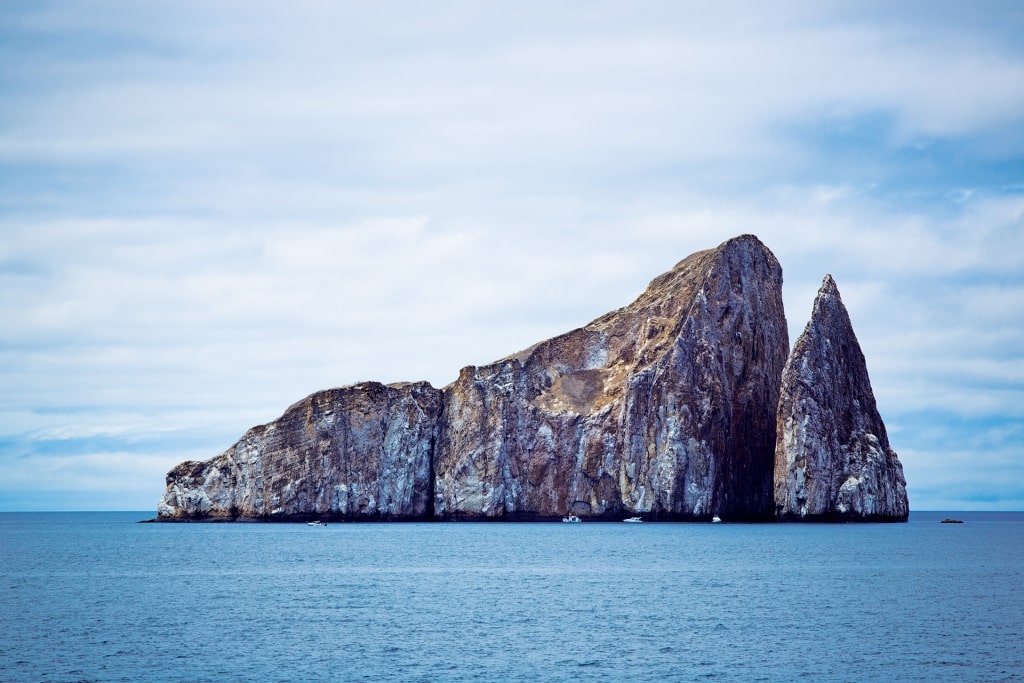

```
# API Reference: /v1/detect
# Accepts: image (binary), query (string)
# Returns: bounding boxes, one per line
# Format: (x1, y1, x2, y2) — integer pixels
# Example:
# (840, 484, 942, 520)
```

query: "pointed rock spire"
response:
(774, 275, 909, 521)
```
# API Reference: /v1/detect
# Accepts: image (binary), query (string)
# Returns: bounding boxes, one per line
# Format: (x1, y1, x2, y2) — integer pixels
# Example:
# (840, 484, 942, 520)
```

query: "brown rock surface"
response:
(773, 275, 909, 521)
(433, 234, 790, 520)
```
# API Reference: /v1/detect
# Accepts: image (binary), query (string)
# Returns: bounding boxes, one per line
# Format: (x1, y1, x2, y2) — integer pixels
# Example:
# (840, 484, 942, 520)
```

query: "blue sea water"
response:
(1, 512, 1022, 683)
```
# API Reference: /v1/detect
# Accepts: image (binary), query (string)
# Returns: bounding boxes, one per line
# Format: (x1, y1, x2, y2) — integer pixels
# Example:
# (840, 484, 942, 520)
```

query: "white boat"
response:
(623, 516, 643, 523)
(307, 520, 327, 527)
(562, 515, 581, 523)
(712, 516, 722, 523)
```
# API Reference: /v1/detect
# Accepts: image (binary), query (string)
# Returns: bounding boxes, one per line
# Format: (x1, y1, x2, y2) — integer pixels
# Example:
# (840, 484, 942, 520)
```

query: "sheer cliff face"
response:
(158, 382, 442, 520)
(773, 275, 909, 521)
(435, 234, 789, 520)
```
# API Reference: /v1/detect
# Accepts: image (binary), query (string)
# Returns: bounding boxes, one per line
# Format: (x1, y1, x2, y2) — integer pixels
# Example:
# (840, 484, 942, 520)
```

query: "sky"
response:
(1, 1, 1022, 512)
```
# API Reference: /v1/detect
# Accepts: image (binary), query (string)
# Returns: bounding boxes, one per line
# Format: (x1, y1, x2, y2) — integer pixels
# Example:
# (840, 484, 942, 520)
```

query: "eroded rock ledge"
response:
(157, 235, 908, 522)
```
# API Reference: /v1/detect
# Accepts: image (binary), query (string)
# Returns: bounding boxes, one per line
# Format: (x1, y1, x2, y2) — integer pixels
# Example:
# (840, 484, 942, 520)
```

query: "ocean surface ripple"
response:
(1, 511, 1022, 682)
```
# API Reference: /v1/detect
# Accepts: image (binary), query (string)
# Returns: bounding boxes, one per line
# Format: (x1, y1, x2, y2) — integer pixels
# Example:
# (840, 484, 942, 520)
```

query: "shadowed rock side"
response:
(434, 234, 790, 520)
(158, 382, 443, 520)
(774, 275, 909, 521)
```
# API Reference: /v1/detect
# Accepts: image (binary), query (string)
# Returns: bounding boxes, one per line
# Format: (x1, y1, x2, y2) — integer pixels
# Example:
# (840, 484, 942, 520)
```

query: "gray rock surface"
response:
(157, 382, 443, 520)
(773, 275, 909, 521)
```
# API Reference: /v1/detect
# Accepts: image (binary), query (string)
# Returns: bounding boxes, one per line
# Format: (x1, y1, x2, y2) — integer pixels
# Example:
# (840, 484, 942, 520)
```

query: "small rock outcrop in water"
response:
(158, 235, 908, 522)
(773, 275, 909, 521)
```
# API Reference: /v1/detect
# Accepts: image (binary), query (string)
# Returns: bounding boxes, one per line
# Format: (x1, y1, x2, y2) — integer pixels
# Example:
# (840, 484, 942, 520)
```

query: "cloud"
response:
(5, 2, 1023, 204)
(1, 1, 1022, 510)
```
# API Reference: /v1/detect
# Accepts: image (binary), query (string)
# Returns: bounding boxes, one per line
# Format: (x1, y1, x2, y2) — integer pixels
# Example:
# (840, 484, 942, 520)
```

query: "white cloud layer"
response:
(1, 1, 1022, 510)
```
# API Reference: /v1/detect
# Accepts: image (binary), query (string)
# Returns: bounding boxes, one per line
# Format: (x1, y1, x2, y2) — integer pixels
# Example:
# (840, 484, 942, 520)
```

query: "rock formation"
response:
(433, 234, 789, 520)
(773, 275, 909, 521)
(158, 235, 908, 523)
(158, 382, 443, 520)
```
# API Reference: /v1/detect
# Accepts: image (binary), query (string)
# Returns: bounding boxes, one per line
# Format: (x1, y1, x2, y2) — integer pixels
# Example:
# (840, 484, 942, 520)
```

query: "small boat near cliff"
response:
(307, 520, 327, 527)
(623, 516, 642, 523)
(712, 516, 722, 523)
(562, 515, 581, 523)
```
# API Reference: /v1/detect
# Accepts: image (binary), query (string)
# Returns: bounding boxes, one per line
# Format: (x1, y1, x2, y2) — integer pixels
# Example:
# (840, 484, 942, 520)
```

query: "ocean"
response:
(1, 511, 1021, 682)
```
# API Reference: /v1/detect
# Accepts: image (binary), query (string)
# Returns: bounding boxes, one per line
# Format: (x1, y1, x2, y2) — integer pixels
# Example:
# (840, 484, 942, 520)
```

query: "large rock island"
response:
(157, 234, 908, 522)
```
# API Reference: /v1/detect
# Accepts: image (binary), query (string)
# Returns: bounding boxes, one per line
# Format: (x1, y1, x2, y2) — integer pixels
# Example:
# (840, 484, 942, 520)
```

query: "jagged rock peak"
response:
(773, 274, 909, 521)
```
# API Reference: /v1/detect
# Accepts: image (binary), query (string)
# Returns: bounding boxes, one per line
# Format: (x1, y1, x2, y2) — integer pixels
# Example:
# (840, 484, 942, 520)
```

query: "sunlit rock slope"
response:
(434, 234, 789, 520)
